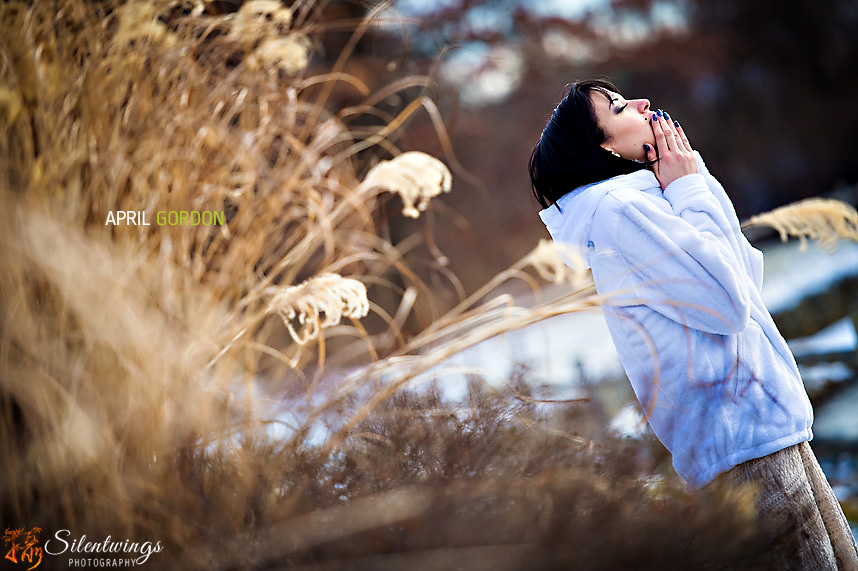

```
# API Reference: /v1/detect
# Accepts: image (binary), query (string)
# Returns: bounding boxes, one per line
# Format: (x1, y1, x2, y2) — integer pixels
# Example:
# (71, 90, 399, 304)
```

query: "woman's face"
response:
(589, 89, 654, 163)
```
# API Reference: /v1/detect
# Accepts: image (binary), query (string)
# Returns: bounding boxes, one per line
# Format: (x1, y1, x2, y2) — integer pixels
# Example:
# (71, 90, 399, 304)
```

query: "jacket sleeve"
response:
(693, 151, 764, 291)
(592, 178, 752, 335)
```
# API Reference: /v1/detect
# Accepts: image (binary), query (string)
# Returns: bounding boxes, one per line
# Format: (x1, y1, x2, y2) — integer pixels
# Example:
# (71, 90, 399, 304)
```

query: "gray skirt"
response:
(710, 441, 858, 570)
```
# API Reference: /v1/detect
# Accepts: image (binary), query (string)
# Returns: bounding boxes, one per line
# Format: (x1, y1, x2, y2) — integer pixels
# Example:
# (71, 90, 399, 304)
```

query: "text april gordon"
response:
(105, 210, 225, 225)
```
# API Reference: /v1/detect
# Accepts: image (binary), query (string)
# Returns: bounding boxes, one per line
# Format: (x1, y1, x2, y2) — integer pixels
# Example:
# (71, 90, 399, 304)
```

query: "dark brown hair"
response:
(529, 79, 648, 209)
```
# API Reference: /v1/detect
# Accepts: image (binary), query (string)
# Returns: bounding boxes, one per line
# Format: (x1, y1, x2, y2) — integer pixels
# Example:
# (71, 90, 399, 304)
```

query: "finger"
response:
(644, 142, 657, 164)
(652, 112, 671, 152)
(674, 120, 693, 152)
(645, 139, 660, 179)
(663, 110, 691, 153)
(661, 110, 680, 145)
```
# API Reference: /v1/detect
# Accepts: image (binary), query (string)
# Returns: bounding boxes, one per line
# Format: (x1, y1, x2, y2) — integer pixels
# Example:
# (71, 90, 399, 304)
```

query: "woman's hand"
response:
(645, 110, 698, 191)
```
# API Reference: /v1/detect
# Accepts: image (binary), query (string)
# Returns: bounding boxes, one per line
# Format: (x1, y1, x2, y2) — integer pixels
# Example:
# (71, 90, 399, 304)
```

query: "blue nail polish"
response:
(644, 144, 650, 151)
(656, 109, 663, 116)
(653, 115, 658, 121)
(674, 120, 679, 127)
(664, 112, 670, 120)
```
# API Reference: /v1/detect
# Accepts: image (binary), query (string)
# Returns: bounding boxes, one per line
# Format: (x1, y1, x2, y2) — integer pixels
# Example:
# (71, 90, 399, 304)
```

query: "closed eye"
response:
(615, 103, 628, 114)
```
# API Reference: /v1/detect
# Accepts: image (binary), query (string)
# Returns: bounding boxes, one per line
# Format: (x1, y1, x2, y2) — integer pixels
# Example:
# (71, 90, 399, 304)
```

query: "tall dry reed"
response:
(742, 197, 858, 252)
(0, 0, 463, 564)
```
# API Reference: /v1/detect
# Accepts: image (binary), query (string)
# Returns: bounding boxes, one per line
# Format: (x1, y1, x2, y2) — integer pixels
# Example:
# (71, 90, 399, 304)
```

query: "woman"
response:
(530, 79, 858, 569)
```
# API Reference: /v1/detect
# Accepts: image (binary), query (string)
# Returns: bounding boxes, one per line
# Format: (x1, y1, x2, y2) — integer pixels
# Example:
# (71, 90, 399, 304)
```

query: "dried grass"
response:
(266, 273, 369, 345)
(742, 197, 858, 252)
(0, 0, 462, 562)
(360, 151, 452, 218)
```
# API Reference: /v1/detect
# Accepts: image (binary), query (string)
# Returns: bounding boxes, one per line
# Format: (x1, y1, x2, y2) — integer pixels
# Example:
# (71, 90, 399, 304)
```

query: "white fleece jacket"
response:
(539, 152, 813, 490)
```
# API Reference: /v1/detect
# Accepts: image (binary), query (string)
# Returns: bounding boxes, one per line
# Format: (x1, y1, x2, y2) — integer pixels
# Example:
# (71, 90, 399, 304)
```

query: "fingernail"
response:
(664, 112, 670, 120)
(656, 109, 663, 116)
(653, 115, 658, 121)
(644, 144, 650, 152)
(673, 120, 679, 127)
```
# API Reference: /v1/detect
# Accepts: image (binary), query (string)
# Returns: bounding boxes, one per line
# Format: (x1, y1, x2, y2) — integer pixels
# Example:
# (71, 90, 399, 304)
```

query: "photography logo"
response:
(4, 527, 163, 568)
(3, 527, 42, 570)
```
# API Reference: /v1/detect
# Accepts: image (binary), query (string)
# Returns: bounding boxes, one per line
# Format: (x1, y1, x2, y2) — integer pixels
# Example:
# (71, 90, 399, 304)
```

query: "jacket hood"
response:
(538, 168, 660, 269)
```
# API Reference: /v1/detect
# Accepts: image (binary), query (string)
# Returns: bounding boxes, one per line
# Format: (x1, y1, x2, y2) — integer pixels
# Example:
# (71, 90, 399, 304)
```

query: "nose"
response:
(636, 99, 651, 113)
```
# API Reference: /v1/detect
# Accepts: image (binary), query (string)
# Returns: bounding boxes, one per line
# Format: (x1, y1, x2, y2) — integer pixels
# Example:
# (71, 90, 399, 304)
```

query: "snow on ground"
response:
(813, 382, 858, 442)
(434, 309, 623, 400)
(759, 239, 858, 314)
(789, 317, 857, 392)
(788, 317, 858, 358)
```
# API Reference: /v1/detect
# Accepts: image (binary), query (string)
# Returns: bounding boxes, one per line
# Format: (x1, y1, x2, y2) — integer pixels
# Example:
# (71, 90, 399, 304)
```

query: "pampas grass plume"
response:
(361, 151, 453, 218)
(525, 238, 589, 287)
(247, 36, 310, 76)
(743, 198, 858, 252)
(266, 273, 369, 345)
